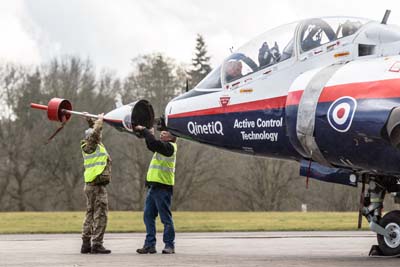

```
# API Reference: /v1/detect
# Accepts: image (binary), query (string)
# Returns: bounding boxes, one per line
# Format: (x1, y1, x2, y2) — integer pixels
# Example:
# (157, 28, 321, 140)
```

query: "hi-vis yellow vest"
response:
(81, 143, 109, 183)
(146, 142, 177, 186)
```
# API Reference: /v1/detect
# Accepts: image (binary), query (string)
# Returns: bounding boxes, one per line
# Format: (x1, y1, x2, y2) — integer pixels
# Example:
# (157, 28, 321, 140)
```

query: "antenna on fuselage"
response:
(381, 9, 391, 24)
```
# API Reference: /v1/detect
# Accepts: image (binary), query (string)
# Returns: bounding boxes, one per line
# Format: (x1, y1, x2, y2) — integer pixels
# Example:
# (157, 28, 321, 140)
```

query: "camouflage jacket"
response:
(81, 118, 112, 183)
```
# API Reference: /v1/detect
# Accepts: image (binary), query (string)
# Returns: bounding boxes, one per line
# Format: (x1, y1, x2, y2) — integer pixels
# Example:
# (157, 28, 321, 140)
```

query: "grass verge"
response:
(0, 211, 369, 234)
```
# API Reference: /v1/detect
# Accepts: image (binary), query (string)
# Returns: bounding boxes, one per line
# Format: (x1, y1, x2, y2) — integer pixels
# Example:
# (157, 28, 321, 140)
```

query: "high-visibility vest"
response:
(81, 143, 109, 183)
(146, 142, 177, 186)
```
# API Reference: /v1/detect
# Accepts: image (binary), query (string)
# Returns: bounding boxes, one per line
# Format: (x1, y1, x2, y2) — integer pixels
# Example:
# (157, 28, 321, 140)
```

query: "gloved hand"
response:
(133, 125, 154, 138)
(83, 112, 95, 128)
(134, 125, 145, 131)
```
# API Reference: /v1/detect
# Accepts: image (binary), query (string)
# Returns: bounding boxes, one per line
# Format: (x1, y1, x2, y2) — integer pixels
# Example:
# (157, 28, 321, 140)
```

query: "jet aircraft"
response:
(163, 11, 400, 256)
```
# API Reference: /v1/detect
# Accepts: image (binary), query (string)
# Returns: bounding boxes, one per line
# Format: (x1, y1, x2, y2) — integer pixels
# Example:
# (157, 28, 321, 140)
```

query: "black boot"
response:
(136, 246, 157, 254)
(91, 244, 111, 254)
(80, 240, 91, 254)
(162, 247, 175, 254)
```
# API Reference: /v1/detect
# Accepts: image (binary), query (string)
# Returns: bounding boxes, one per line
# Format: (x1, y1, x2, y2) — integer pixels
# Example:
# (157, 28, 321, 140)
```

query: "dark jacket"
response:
(142, 128, 175, 191)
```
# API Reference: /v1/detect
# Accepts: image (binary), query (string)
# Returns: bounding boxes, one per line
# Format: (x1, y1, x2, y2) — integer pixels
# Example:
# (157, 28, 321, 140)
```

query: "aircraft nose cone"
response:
(164, 101, 174, 127)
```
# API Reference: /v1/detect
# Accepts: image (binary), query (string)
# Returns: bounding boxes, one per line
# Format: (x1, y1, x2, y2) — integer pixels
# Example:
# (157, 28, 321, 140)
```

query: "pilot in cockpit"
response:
(302, 25, 323, 51)
(258, 42, 271, 67)
(301, 19, 337, 52)
(341, 20, 362, 37)
(258, 41, 281, 68)
(224, 60, 243, 83)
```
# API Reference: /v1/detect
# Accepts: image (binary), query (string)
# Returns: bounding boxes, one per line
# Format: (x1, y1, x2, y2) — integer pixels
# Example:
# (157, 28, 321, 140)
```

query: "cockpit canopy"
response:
(299, 17, 367, 53)
(195, 16, 370, 89)
(222, 22, 297, 85)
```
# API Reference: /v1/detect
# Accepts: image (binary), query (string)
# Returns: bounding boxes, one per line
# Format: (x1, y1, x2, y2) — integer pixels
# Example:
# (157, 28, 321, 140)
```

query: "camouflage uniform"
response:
(81, 118, 112, 246)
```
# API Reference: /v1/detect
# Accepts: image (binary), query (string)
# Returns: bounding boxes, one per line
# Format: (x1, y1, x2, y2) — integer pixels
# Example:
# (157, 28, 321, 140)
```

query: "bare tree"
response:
(220, 157, 299, 211)
(123, 53, 186, 116)
(301, 180, 359, 211)
(173, 140, 219, 210)
(0, 64, 39, 211)
(106, 136, 152, 210)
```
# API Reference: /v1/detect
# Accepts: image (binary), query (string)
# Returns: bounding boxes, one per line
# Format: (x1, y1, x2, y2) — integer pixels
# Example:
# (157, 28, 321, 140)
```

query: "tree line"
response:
(0, 35, 366, 212)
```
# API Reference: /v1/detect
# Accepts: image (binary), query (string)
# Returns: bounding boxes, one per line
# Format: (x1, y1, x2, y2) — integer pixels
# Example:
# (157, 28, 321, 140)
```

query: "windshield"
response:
(221, 22, 298, 85)
(195, 66, 222, 89)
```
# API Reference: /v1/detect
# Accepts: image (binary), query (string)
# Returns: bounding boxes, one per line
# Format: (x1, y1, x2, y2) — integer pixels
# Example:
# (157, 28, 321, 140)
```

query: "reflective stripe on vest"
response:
(81, 143, 109, 183)
(146, 142, 177, 186)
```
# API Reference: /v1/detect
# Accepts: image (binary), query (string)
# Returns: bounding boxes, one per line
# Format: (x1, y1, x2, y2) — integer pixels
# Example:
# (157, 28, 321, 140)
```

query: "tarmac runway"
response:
(0, 231, 399, 267)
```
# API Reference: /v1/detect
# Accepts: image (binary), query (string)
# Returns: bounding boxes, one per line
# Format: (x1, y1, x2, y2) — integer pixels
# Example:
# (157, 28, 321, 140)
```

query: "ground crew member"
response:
(134, 125, 177, 254)
(80, 113, 112, 254)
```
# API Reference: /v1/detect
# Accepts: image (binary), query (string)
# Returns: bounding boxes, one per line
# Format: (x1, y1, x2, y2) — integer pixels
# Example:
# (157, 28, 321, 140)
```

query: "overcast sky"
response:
(1, 0, 399, 77)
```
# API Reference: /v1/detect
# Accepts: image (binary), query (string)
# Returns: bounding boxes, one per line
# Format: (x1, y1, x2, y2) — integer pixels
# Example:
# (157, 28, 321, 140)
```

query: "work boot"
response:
(162, 247, 175, 254)
(80, 240, 91, 254)
(136, 246, 157, 254)
(91, 244, 111, 254)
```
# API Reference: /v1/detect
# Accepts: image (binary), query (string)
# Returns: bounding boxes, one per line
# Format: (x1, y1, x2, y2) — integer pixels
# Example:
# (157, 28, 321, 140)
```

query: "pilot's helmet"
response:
(342, 20, 361, 37)
(225, 60, 242, 79)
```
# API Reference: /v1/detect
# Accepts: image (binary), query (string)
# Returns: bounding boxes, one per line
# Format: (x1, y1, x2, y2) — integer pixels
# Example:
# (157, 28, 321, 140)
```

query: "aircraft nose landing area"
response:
(0, 232, 398, 267)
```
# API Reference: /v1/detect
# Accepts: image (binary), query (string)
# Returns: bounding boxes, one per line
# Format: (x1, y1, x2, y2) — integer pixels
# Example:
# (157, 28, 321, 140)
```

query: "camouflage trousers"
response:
(82, 184, 108, 245)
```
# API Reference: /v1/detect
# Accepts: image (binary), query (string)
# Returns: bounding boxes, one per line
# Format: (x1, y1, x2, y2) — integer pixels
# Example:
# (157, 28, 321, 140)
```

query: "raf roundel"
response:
(327, 96, 357, 132)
